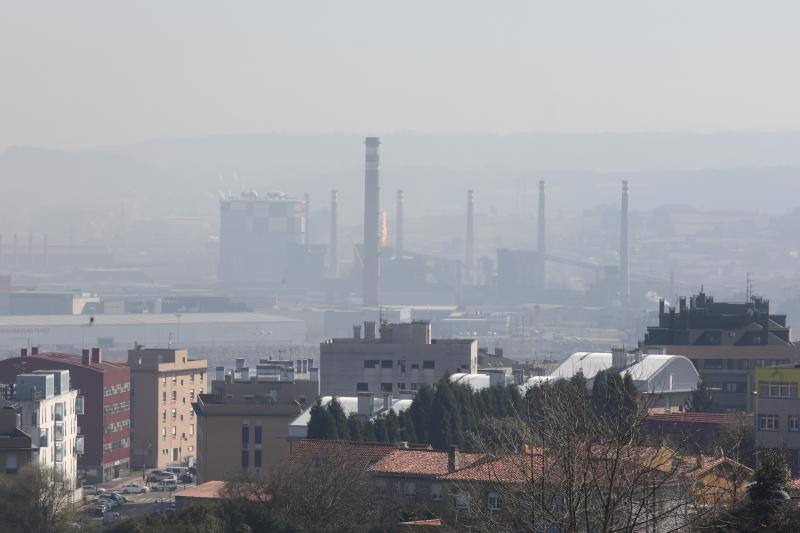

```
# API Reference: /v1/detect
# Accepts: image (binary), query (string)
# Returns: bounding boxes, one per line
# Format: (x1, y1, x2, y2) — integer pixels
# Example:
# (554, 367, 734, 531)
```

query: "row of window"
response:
(161, 373, 205, 386)
(758, 381, 798, 399)
(161, 445, 193, 455)
(357, 382, 422, 393)
(103, 382, 131, 397)
(162, 389, 202, 406)
(161, 424, 194, 438)
(104, 419, 131, 434)
(103, 401, 130, 415)
(697, 359, 791, 371)
(758, 414, 800, 432)
(241, 423, 263, 446)
(363, 360, 436, 370)
(241, 449, 263, 469)
(103, 438, 130, 452)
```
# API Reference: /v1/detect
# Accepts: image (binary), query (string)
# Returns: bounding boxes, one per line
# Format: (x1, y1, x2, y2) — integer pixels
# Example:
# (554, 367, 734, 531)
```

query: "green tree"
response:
(0, 464, 80, 533)
(307, 399, 338, 439)
(750, 449, 790, 502)
(688, 380, 717, 413)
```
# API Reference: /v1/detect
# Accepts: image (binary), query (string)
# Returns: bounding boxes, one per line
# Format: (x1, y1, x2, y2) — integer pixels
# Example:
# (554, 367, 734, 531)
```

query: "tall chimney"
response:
(465, 190, 475, 285)
(303, 193, 310, 245)
(329, 190, 339, 278)
(82, 349, 91, 366)
(395, 190, 404, 260)
(448, 445, 460, 472)
(363, 137, 381, 306)
(537, 180, 546, 290)
(620, 180, 630, 300)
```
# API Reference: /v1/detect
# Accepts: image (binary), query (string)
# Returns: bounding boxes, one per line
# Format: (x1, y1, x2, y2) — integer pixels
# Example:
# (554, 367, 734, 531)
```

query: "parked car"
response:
(83, 485, 106, 495)
(166, 466, 188, 477)
(179, 473, 194, 484)
(122, 483, 150, 494)
(90, 502, 108, 517)
(106, 492, 128, 504)
(158, 478, 178, 492)
(96, 496, 119, 509)
(147, 470, 177, 483)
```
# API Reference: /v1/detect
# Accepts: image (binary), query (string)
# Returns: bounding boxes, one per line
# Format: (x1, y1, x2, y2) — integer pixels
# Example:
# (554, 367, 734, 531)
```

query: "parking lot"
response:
(82, 471, 197, 524)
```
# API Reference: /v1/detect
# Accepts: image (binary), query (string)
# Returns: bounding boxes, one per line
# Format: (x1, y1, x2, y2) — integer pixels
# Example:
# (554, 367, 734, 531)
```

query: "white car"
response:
(122, 483, 150, 494)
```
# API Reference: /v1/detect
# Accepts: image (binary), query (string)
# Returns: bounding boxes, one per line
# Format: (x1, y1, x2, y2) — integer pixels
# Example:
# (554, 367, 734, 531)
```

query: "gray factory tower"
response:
(537, 180, 546, 289)
(620, 180, 630, 300)
(362, 137, 381, 306)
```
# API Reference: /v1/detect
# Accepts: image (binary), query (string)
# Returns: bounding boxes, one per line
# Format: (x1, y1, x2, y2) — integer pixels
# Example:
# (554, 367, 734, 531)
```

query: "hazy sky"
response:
(1, 1, 799, 150)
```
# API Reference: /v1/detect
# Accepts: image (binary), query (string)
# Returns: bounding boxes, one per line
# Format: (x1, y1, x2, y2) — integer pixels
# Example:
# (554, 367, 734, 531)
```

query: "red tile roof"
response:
(645, 412, 751, 425)
(369, 449, 484, 477)
(288, 439, 432, 468)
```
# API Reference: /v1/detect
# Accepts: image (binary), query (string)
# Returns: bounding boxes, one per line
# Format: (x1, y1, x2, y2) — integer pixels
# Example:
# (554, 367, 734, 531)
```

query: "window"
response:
(254, 450, 262, 468)
(241, 450, 249, 468)
(162, 427, 167, 438)
(172, 391, 177, 401)
(404, 482, 416, 496)
(759, 381, 798, 398)
(422, 360, 435, 369)
(242, 424, 250, 448)
(190, 424, 195, 436)
(364, 360, 379, 369)
(411, 363, 419, 370)
(381, 360, 393, 369)
(381, 383, 393, 392)
(162, 392, 166, 404)
(190, 389, 195, 400)
(739, 359, 750, 370)
(171, 408, 176, 419)
(171, 426, 176, 436)
(397, 383, 406, 390)
(431, 483, 442, 501)
(172, 375, 177, 385)
(455, 491, 471, 510)
(487, 492, 501, 511)
(758, 414, 780, 431)
(356, 382, 369, 392)
(704, 359, 724, 370)
(254, 425, 262, 445)
(411, 383, 418, 391)
(790, 416, 800, 432)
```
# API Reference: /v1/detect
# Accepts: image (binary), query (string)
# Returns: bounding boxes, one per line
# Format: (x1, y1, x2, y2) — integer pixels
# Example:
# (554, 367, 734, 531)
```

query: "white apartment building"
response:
(3, 370, 83, 495)
(320, 321, 477, 397)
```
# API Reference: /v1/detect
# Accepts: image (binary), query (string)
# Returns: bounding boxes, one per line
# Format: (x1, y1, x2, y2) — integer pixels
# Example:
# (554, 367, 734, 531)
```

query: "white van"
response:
(158, 478, 178, 492)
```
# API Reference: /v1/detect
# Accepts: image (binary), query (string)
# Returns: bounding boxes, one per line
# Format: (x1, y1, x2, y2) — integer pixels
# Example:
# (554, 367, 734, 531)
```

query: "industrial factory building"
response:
(219, 191, 323, 285)
(0, 312, 306, 353)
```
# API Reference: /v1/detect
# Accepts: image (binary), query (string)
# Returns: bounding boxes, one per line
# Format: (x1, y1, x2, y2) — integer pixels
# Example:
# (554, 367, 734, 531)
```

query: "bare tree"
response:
(0, 464, 80, 533)
(445, 378, 749, 532)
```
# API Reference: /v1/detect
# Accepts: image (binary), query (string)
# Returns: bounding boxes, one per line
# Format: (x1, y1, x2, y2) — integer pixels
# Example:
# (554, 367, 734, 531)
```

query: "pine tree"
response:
(688, 380, 717, 413)
(307, 400, 338, 439)
(327, 398, 351, 440)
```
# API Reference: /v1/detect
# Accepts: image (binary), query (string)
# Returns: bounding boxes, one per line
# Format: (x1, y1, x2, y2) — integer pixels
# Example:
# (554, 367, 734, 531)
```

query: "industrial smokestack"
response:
(329, 190, 339, 278)
(363, 137, 381, 306)
(620, 180, 630, 300)
(303, 193, 310, 245)
(537, 180, 546, 290)
(465, 190, 475, 285)
(395, 190, 404, 259)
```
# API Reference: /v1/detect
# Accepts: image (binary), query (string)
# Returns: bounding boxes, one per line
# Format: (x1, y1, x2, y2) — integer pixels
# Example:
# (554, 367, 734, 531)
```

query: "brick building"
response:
(0, 348, 131, 483)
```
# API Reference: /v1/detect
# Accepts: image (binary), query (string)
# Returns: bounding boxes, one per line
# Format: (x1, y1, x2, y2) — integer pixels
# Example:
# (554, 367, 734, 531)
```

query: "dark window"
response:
(254, 450, 262, 468)
(241, 425, 249, 445)
(411, 363, 420, 369)
(364, 360, 379, 369)
(381, 383, 393, 392)
(423, 361, 435, 369)
(397, 383, 406, 390)
(727, 359, 734, 370)
(704, 359, 724, 370)
(356, 382, 369, 392)
(381, 360, 393, 369)
(241, 450, 249, 468)
(254, 425, 262, 445)
(739, 359, 750, 370)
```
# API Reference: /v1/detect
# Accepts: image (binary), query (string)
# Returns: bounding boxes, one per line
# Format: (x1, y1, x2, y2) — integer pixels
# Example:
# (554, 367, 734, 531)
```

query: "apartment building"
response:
(320, 321, 477, 397)
(193, 371, 317, 482)
(128, 348, 207, 470)
(0, 370, 82, 493)
(754, 365, 800, 474)
(643, 291, 799, 411)
(0, 407, 37, 474)
(0, 348, 129, 483)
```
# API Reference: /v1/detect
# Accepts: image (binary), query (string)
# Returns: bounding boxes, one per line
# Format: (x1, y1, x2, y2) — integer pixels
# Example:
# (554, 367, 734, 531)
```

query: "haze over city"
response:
(1, 2, 800, 531)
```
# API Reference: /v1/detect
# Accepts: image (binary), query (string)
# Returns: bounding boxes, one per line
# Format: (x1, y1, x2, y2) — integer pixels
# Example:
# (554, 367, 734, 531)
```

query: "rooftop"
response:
(369, 449, 484, 477)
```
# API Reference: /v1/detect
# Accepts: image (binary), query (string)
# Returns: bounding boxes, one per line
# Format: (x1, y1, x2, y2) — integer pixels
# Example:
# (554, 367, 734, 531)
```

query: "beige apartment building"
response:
(128, 348, 208, 470)
(193, 373, 317, 482)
